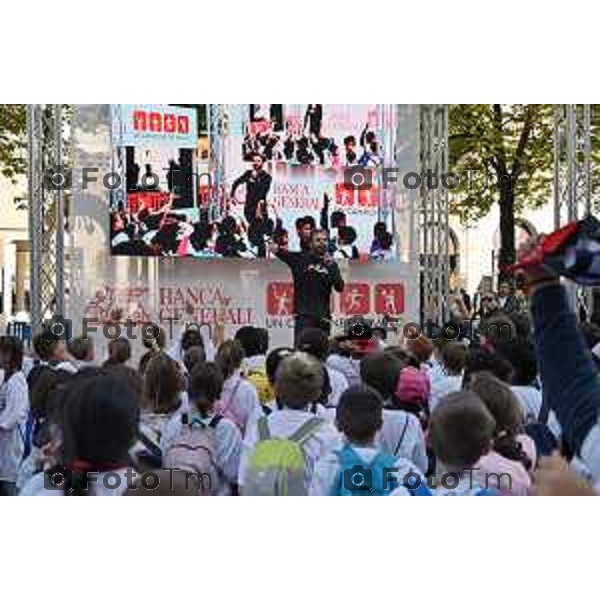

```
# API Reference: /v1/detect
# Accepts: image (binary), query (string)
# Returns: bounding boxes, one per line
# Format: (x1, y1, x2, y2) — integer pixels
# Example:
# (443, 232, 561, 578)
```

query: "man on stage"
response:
(272, 230, 345, 343)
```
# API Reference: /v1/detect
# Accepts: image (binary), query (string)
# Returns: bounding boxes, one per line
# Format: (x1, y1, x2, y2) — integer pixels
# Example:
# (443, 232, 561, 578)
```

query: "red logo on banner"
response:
(335, 183, 378, 210)
(267, 283, 294, 316)
(149, 113, 162, 132)
(133, 111, 147, 131)
(249, 121, 272, 137)
(164, 114, 177, 133)
(132, 110, 189, 136)
(375, 284, 405, 315)
(178, 115, 190, 135)
(341, 284, 371, 315)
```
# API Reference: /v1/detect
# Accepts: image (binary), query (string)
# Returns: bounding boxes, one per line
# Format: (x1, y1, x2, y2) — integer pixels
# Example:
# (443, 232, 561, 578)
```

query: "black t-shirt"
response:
(277, 251, 345, 319)
(231, 169, 272, 218)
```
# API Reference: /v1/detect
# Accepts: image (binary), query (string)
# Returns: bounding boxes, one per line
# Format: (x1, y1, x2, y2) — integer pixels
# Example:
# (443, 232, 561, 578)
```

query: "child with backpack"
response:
(239, 352, 341, 496)
(360, 352, 428, 473)
(215, 340, 261, 436)
(0, 336, 29, 496)
(162, 363, 243, 496)
(310, 386, 430, 496)
(133, 353, 186, 471)
(428, 391, 498, 496)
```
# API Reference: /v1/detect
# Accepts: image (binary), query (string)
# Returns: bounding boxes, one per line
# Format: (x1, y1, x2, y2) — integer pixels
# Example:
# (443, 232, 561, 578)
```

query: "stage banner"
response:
(70, 104, 420, 356)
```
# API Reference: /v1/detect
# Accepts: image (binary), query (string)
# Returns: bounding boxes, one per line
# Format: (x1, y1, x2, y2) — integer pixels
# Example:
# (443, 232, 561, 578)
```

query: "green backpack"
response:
(244, 417, 323, 496)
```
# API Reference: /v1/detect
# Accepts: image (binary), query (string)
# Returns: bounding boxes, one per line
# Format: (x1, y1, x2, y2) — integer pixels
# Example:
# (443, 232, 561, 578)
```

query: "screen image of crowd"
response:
(110, 104, 393, 260)
(1, 247, 599, 497)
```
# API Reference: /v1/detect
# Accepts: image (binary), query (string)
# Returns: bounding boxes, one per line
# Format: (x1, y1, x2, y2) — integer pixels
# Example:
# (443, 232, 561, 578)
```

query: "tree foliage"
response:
(0, 104, 27, 179)
(449, 104, 554, 271)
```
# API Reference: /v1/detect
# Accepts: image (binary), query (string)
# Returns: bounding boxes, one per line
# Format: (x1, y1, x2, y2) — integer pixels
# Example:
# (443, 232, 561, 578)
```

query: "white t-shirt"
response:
(0, 371, 29, 483)
(377, 410, 428, 474)
(430, 374, 463, 413)
(311, 445, 421, 496)
(239, 408, 342, 490)
(326, 367, 349, 408)
(326, 355, 361, 388)
(218, 373, 262, 436)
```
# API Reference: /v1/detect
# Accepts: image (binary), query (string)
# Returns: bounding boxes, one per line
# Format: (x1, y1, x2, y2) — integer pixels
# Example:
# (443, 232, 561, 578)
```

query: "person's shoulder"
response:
(214, 415, 242, 438)
(327, 366, 348, 386)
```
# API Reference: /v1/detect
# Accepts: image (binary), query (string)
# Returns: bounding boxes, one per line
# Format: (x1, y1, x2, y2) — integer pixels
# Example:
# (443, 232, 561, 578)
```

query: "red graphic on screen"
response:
(341, 284, 371, 315)
(375, 284, 404, 315)
(149, 113, 162, 132)
(164, 114, 177, 133)
(178, 115, 190, 135)
(267, 283, 294, 316)
(133, 111, 147, 131)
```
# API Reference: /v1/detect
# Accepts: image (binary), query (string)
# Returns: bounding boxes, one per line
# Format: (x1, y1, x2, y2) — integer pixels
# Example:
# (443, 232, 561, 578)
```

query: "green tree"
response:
(449, 104, 554, 276)
(0, 103, 27, 179)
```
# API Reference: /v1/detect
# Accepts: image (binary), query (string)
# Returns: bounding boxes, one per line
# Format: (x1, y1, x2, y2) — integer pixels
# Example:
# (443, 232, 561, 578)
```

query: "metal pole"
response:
(54, 104, 65, 317)
(28, 104, 43, 333)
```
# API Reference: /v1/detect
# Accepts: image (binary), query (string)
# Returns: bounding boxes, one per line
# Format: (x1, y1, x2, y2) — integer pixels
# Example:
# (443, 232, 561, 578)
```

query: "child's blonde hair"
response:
(275, 352, 324, 409)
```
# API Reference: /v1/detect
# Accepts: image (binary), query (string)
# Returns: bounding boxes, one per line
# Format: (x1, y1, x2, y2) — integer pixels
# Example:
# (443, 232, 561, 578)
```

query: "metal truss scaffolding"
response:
(553, 104, 594, 316)
(420, 104, 450, 325)
(554, 104, 592, 227)
(27, 104, 66, 333)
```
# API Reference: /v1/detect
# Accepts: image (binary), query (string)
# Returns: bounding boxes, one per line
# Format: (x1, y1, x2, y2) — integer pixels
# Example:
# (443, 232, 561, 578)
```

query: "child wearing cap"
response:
(394, 366, 431, 430)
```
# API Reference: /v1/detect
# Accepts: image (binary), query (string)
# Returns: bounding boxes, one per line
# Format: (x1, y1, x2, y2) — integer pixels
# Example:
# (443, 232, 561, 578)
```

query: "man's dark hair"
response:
(68, 337, 93, 362)
(360, 352, 402, 400)
(297, 328, 329, 362)
(336, 386, 384, 445)
(181, 328, 205, 353)
(235, 326, 264, 358)
(33, 330, 61, 361)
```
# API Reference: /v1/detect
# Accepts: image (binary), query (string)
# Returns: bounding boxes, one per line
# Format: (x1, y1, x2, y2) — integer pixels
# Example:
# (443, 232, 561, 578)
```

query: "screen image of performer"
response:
(304, 104, 323, 139)
(272, 229, 345, 344)
(231, 154, 273, 257)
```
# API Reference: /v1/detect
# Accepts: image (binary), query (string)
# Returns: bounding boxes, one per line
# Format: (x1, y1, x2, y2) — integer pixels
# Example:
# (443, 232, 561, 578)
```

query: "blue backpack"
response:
(330, 445, 402, 497)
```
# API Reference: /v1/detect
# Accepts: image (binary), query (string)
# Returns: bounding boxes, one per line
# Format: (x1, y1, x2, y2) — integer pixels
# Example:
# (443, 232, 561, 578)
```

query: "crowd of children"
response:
(1, 257, 599, 496)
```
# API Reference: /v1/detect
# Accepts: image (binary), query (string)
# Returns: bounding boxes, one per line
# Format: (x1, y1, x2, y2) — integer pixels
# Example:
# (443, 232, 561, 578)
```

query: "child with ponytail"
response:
(467, 371, 536, 495)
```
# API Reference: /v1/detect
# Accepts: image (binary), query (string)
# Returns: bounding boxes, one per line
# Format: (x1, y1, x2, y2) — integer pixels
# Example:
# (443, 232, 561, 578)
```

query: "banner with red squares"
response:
(114, 105, 197, 149)
(267, 281, 406, 317)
